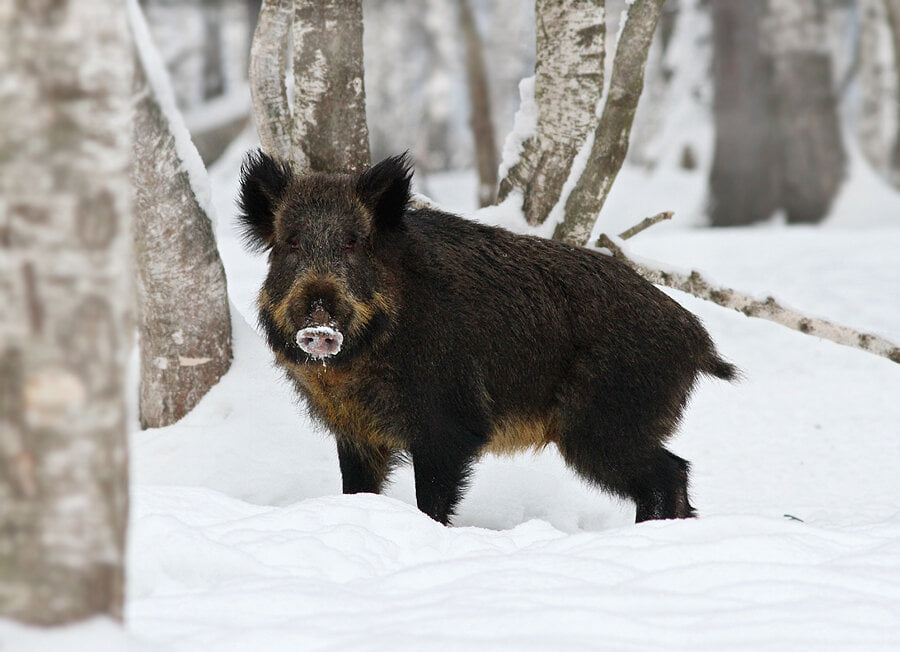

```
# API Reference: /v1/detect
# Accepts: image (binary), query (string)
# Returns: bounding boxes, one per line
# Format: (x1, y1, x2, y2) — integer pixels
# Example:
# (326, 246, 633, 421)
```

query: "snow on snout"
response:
(296, 325, 344, 358)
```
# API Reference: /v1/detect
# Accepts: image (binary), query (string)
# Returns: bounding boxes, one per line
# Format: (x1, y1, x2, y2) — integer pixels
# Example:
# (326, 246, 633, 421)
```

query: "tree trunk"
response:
(458, 0, 499, 207)
(0, 0, 132, 624)
(498, 0, 605, 226)
(767, 0, 845, 224)
(292, 0, 370, 173)
(884, 0, 900, 186)
(131, 1, 233, 429)
(708, 0, 779, 226)
(201, 0, 226, 100)
(856, 0, 891, 174)
(250, 0, 293, 161)
(555, 0, 666, 245)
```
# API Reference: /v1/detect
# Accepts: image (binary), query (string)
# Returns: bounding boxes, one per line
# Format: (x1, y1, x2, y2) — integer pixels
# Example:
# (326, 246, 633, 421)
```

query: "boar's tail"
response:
(703, 354, 740, 382)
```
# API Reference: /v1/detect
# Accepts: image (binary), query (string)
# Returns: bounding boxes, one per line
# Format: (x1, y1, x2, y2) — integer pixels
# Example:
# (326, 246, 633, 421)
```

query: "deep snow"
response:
(4, 133, 899, 649)
(108, 127, 900, 650)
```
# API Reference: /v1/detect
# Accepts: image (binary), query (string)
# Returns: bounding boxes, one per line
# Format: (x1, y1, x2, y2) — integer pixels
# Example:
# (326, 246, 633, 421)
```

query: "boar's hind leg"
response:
(558, 424, 695, 522)
(337, 438, 399, 495)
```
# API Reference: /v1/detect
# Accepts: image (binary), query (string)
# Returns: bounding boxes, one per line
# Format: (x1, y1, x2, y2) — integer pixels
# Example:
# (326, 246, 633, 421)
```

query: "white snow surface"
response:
(126, 149, 900, 650)
(8, 143, 900, 652)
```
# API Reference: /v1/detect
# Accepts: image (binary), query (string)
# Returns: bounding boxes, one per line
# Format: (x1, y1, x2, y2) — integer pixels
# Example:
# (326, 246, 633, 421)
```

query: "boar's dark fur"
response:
(238, 150, 738, 525)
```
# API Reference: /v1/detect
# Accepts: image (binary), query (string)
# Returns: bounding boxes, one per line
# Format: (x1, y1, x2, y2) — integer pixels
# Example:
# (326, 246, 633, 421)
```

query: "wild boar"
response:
(238, 150, 737, 525)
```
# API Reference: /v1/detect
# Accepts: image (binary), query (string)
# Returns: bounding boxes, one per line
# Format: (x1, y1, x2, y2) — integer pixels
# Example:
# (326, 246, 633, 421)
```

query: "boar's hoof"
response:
(296, 326, 344, 358)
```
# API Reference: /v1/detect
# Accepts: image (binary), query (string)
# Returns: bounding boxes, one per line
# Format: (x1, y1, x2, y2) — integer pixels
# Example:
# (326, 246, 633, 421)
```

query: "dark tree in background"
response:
(709, 0, 778, 227)
(710, 0, 845, 226)
(459, 0, 499, 207)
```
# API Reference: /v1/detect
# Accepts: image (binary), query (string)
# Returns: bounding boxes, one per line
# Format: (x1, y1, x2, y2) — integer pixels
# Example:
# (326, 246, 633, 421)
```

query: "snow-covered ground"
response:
(110, 133, 900, 650)
(5, 136, 900, 650)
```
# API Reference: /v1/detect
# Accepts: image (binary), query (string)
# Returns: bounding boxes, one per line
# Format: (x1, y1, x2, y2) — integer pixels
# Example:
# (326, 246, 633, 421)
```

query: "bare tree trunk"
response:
(201, 0, 226, 100)
(555, 0, 666, 245)
(250, 0, 293, 161)
(767, 0, 845, 224)
(884, 0, 900, 186)
(497, 0, 605, 226)
(292, 0, 370, 173)
(857, 0, 891, 174)
(0, 0, 132, 624)
(131, 2, 232, 429)
(708, 0, 779, 226)
(459, 0, 499, 207)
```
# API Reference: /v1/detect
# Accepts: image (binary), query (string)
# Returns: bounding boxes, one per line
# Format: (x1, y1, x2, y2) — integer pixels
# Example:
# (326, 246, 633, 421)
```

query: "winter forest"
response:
(1, 0, 899, 649)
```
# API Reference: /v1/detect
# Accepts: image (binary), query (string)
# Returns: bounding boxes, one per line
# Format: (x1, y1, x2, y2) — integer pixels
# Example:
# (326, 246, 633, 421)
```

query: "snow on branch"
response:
(597, 215, 900, 365)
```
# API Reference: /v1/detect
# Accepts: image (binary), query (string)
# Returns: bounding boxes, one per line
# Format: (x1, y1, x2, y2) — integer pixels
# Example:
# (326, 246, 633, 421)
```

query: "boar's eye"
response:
(341, 236, 357, 255)
(286, 235, 301, 253)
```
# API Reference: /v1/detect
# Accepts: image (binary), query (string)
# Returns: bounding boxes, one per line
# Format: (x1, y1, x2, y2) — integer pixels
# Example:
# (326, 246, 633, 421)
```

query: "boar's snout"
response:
(296, 325, 344, 358)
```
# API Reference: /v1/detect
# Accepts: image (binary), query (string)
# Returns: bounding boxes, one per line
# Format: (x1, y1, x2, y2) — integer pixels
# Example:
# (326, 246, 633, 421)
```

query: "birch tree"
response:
(497, 0, 606, 226)
(291, 0, 370, 172)
(130, 1, 233, 429)
(554, 0, 667, 244)
(0, 0, 132, 624)
(249, 0, 292, 160)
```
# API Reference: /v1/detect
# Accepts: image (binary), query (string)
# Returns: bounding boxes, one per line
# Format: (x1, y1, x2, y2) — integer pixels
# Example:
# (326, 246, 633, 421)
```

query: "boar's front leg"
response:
(410, 427, 483, 525)
(336, 438, 398, 495)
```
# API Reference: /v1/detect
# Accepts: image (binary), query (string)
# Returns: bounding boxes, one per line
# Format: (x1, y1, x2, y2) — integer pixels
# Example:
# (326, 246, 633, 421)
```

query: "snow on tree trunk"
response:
(497, 0, 605, 226)
(130, 1, 232, 429)
(766, 0, 845, 224)
(708, 0, 779, 227)
(250, 0, 293, 161)
(0, 0, 131, 624)
(292, 0, 370, 173)
(555, 0, 666, 245)
(459, 0, 499, 207)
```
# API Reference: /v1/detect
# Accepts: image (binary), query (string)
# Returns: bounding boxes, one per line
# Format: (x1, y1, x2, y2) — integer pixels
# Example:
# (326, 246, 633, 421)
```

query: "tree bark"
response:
(767, 0, 845, 224)
(884, 0, 900, 186)
(201, 0, 226, 101)
(131, 1, 233, 429)
(0, 0, 132, 624)
(709, 0, 779, 226)
(249, 0, 293, 161)
(458, 0, 499, 207)
(497, 0, 605, 226)
(709, 0, 845, 226)
(555, 0, 666, 245)
(292, 0, 370, 173)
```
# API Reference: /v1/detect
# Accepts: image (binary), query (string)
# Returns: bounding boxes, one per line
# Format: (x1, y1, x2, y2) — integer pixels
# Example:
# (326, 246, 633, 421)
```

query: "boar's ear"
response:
(238, 149, 292, 252)
(355, 153, 413, 231)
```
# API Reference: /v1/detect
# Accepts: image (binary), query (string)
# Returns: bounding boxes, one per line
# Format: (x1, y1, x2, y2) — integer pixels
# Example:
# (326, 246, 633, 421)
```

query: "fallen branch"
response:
(597, 217, 900, 365)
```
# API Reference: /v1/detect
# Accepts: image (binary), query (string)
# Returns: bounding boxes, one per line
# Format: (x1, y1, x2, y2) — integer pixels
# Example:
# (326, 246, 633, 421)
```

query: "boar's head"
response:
(238, 150, 411, 364)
